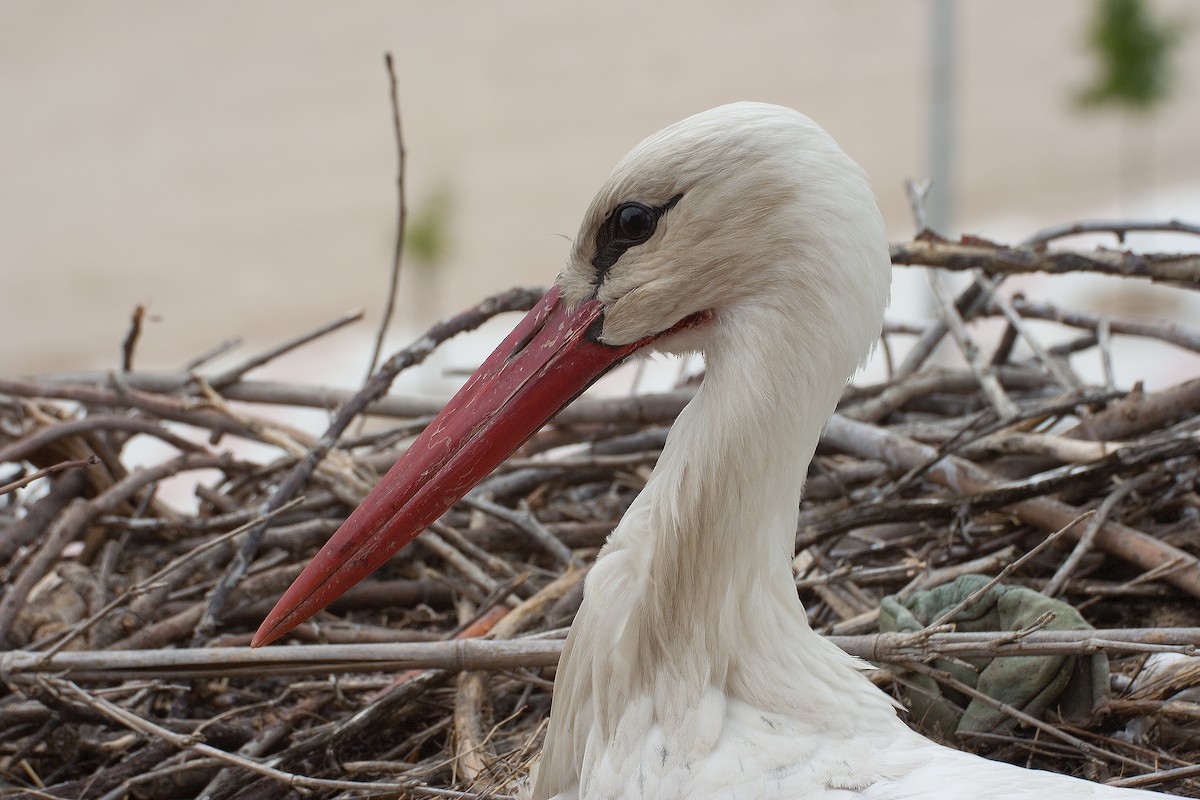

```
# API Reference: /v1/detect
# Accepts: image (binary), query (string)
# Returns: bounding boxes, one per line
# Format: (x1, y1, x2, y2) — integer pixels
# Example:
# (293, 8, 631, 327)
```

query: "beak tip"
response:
(250, 613, 287, 648)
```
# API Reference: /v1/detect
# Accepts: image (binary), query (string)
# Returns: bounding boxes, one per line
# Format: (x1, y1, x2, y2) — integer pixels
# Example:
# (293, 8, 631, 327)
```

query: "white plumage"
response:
(526, 103, 1175, 799)
(258, 103, 1180, 799)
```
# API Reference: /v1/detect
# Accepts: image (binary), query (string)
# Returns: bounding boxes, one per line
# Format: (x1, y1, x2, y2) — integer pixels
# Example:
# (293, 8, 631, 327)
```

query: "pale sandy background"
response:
(4, 1, 1200, 390)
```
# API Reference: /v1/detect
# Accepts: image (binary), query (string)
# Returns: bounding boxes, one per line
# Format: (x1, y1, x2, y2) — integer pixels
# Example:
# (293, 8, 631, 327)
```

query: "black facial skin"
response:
(591, 193, 684, 283)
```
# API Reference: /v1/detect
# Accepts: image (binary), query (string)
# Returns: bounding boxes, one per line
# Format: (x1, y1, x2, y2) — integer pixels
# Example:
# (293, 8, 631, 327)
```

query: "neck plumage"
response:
(533, 298, 898, 798)
(635, 306, 833, 675)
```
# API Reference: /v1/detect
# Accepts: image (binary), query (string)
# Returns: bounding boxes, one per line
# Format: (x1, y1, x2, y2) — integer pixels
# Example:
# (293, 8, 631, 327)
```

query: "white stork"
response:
(255, 103, 1177, 799)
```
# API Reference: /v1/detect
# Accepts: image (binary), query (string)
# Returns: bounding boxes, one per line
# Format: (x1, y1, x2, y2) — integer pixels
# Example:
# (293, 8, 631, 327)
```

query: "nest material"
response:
(3, 230, 1200, 799)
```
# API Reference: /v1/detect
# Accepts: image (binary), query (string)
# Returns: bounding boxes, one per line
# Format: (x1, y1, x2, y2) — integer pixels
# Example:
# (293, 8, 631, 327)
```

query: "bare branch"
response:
(891, 236, 1200, 287)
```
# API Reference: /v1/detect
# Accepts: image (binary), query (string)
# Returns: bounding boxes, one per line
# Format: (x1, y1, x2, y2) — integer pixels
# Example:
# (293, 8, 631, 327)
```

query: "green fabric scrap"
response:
(879, 574, 1109, 740)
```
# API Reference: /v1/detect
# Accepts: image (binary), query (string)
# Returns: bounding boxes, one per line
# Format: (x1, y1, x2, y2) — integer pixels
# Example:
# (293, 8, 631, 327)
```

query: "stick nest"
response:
(4, 229, 1200, 799)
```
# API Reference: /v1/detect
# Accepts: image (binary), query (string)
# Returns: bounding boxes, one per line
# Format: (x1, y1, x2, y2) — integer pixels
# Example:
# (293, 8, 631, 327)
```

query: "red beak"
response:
(253, 286, 706, 647)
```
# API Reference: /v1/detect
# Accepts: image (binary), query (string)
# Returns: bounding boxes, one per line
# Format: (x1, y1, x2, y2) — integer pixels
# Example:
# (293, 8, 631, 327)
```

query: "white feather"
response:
(527, 103, 1174, 800)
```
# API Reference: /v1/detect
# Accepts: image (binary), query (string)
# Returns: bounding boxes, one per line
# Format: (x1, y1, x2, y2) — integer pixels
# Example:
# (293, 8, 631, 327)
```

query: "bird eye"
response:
(616, 203, 656, 243)
(591, 193, 682, 280)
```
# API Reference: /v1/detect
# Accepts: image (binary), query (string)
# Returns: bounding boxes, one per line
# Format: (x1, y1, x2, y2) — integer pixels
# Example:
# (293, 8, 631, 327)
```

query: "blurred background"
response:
(3, 0, 1200, 392)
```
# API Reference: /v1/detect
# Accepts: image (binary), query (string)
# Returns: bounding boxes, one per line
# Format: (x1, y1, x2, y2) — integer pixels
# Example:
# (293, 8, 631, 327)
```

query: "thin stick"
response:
(181, 335, 242, 371)
(120, 304, 145, 373)
(1108, 762, 1200, 790)
(924, 511, 1091, 630)
(904, 178, 932, 233)
(7, 629, 1200, 683)
(0, 456, 98, 497)
(364, 51, 408, 383)
(461, 495, 576, 567)
(420, 527, 519, 608)
(926, 269, 1018, 418)
(0, 416, 204, 466)
(1001, 296, 1200, 356)
(893, 278, 988, 380)
(0, 468, 89, 565)
(1098, 316, 1116, 390)
(1022, 218, 1200, 247)
(210, 309, 364, 388)
(972, 273, 1081, 391)
(1044, 476, 1151, 597)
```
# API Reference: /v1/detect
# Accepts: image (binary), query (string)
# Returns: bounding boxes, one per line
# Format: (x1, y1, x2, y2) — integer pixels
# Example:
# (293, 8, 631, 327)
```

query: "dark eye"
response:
(616, 203, 656, 243)
(591, 193, 682, 280)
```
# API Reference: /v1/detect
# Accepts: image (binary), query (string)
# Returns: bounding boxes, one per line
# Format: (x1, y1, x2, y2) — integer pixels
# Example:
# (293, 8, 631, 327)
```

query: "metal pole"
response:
(929, 0, 956, 234)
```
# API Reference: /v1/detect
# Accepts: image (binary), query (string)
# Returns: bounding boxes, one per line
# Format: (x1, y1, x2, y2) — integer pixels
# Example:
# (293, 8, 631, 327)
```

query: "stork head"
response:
(253, 103, 890, 647)
(559, 102, 890, 364)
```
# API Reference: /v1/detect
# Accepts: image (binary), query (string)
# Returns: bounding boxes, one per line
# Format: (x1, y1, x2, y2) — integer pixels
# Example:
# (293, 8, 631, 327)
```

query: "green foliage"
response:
(1078, 0, 1183, 112)
(405, 183, 453, 270)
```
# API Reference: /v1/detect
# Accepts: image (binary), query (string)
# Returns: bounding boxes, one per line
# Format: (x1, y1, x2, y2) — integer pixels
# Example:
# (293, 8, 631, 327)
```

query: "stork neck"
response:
(600, 302, 873, 719)
(643, 306, 842, 617)
(533, 295, 897, 799)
